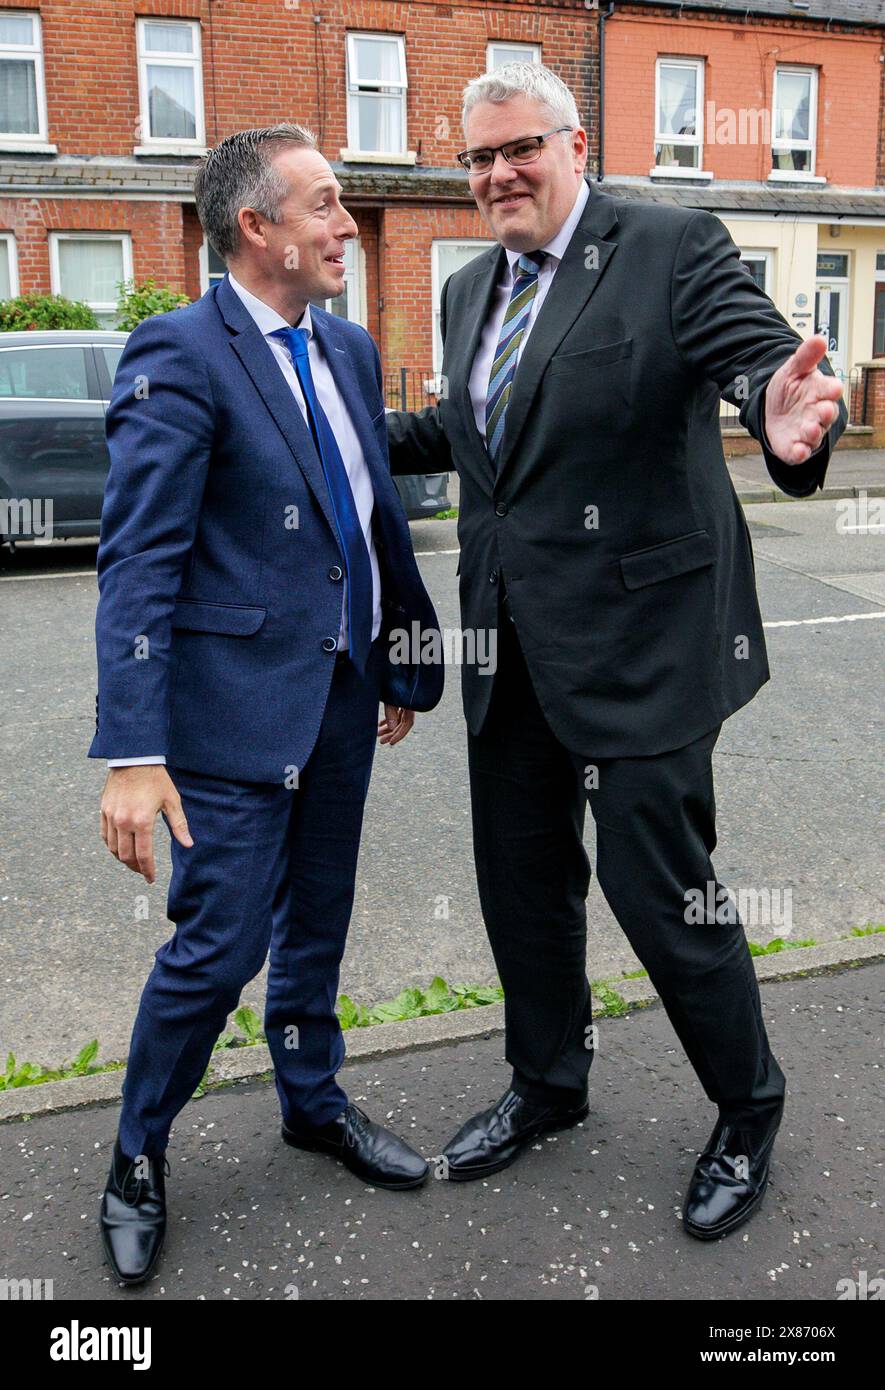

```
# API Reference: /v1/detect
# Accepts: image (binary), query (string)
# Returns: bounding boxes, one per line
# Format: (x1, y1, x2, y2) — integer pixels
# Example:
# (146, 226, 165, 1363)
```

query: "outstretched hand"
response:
(763, 333, 844, 465)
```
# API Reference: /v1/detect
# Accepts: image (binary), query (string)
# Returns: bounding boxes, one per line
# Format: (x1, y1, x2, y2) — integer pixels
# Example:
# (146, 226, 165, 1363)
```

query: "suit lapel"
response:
(445, 245, 506, 487)
(494, 182, 620, 483)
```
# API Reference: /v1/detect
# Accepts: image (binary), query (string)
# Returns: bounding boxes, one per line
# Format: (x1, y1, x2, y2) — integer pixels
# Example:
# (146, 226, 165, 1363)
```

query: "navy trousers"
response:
(118, 640, 383, 1160)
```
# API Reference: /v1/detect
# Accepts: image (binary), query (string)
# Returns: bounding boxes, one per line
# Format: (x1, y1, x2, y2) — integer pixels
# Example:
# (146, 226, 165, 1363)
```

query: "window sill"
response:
(649, 166, 713, 180)
(0, 140, 58, 154)
(339, 148, 417, 166)
(133, 143, 208, 158)
(767, 170, 826, 183)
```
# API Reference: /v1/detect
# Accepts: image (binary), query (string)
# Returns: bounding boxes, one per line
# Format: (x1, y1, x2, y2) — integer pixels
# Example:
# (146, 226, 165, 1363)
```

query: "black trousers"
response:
(467, 607, 786, 1125)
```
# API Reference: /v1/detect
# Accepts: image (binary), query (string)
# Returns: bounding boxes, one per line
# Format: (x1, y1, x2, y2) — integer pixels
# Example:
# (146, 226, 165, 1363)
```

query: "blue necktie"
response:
(272, 325, 373, 675)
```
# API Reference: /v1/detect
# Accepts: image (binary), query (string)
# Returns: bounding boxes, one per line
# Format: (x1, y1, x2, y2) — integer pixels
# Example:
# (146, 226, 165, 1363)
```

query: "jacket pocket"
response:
(619, 529, 714, 590)
(547, 336, 633, 377)
(171, 599, 267, 635)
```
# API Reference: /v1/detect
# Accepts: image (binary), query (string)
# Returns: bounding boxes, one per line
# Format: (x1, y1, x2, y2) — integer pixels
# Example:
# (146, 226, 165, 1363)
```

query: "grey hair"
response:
(194, 122, 317, 261)
(461, 61, 581, 136)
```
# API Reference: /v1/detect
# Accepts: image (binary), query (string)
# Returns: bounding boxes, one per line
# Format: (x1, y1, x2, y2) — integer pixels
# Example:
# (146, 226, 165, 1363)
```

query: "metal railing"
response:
(719, 365, 862, 430)
(384, 367, 443, 412)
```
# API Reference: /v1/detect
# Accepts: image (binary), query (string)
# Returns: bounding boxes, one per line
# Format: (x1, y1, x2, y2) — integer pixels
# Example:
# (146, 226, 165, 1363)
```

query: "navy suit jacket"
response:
(89, 273, 443, 783)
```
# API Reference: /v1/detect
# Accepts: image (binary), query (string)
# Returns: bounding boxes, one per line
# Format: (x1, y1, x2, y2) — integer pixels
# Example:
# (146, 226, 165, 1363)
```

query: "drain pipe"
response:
(597, 2, 616, 181)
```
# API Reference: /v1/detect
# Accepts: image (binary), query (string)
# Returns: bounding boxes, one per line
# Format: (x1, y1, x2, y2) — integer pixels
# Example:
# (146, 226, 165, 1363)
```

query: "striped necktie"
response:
(484, 250, 546, 464)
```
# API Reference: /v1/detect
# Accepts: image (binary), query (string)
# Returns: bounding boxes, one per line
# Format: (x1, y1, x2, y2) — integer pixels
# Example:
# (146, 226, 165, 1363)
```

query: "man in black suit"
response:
(387, 63, 846, 1239)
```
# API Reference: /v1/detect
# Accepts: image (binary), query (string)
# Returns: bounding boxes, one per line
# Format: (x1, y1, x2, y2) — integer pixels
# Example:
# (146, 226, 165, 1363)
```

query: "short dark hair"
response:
(193, 122, 317, 262)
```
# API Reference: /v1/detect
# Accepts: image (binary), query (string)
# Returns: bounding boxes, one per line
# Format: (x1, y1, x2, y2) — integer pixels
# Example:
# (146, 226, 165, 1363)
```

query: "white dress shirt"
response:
(468, 177, 590, 439)
(108, 272, 381, 768)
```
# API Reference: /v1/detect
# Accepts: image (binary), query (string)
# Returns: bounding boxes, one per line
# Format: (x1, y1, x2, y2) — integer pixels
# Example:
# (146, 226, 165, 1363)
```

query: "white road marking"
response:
(764, 611, 885, 628)
(3, 560, 884, 634)
(0, 569, 97, 582)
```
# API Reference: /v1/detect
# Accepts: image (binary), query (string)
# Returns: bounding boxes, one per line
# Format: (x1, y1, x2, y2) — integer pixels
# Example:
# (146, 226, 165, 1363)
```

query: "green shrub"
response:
(115, 278, 190, 330)
(0, 293, 99, 331)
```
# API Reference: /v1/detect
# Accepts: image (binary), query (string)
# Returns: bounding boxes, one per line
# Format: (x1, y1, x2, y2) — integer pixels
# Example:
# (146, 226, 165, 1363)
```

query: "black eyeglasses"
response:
(456, 127, 573, 174)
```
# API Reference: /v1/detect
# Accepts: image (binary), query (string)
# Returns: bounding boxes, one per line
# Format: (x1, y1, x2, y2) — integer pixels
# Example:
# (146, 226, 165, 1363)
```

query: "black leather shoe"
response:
(683, 1100, 784, 1241)
(442, 1087, 590, 1181)
(282, 1103, 428, 1190)
(99, 1138, 169, 1285)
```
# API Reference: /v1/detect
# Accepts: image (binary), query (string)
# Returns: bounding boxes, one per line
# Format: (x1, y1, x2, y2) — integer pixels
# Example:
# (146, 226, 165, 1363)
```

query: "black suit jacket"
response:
(387, 178, 847, 756)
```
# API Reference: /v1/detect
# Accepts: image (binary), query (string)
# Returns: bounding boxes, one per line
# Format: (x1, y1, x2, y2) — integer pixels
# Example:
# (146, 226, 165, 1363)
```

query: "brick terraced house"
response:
(0, 0, 883, 424)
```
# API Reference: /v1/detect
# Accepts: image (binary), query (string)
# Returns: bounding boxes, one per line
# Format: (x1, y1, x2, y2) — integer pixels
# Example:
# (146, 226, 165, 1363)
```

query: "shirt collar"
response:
(504, 177, 590, 280)
(226, 270, 313, 340)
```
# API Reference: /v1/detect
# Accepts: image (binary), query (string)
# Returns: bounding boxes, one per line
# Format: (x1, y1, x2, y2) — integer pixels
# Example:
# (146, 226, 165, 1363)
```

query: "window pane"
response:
(101, 345, 125, 382)
(775, 72, 810, 143)
(0, 240, 9, 298)
(816, 254, 848, 278)
(741, 257, 767, 293)
(352, 36, 401, 85)
(489, 46, 537, 70)
(658, 65, 697, 137)
(772, 146, 810, 172)
(433, 241, 494, 366)
(877, 253, 885, 273)
(0, 346, 89, 399)
(654, 141, 699, 168)
(0, 58, 38, 133)
(0, 15, 34, 45)
(147, 63, 196, 140)
(875, 285, 885, 357)
(206, 242, 225, 286)
(350, 91, 402, 152)
(144, 22, 194, 54)
(57, 239, 125, 305)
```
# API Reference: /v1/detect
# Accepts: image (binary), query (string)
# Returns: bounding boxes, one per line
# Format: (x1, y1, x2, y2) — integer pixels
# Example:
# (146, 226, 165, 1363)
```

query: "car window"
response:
(0, 346, 90, 400)
(100, 345, 125, 383)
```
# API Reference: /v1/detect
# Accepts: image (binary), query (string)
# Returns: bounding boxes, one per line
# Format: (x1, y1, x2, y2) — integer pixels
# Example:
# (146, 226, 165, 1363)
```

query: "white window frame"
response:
(739, 249, 774, 297)
(342, 32, 414, 164)
(199, 237, 226, 294)
(486, 42, 541, 72)
(0, 230, 19, 297)
(135, 17, 206, 155)
(770, 65, 823, 183)
(49, 232, 133, 325)
(323, 238, 366, 325)
(431, 239, 495, 375)
(0, 10, 54, 152)
(651, 57, 710, 179)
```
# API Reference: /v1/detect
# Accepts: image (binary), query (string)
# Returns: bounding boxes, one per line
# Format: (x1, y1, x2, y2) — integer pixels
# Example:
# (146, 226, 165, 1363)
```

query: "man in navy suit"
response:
(91, 123, 443, 1285)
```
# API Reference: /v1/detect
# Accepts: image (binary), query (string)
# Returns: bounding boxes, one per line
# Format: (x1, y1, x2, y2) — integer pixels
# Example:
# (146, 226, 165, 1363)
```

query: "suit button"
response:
(322, 637, 338, 652)
(489, 570, 498, 584)
(328, 565, 343, 581)
(495, 503, 508, 517)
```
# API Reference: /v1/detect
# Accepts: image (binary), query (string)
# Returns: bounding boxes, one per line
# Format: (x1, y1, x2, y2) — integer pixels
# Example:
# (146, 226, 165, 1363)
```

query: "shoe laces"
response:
(344, 1103, 372, 1149)
(118, 1154, 170, 1207)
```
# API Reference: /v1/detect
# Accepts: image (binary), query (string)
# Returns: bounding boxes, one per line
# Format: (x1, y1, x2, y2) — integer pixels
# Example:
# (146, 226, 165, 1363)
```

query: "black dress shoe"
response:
(282, 1103, 428, 1190)
(442, 1087, 590, 1181)
(683, 1100, 784, 1241)
(99, 1138, 169, 1285)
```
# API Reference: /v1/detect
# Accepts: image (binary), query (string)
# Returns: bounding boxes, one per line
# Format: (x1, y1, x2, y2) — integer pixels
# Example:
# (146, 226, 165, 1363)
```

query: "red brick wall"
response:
(11, 0, 596, 163)
(606, 9, 882, 185)
(0, 198, 186, 296)
(182, 203, 204, 300)
(380, 203, 488, 367)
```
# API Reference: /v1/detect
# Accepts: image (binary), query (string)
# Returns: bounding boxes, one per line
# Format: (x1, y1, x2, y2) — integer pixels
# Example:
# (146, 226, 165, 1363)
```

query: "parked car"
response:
(0, 328, 449, 546)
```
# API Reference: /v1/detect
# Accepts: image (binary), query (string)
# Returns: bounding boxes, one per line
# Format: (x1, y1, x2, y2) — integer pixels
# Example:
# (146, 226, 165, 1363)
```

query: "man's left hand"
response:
(764, 333, 844, 465)
(377, 704, 415, 746)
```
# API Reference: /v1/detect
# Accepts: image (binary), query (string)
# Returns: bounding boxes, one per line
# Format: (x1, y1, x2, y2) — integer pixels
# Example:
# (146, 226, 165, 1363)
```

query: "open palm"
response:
(764, 333, 844, 465)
